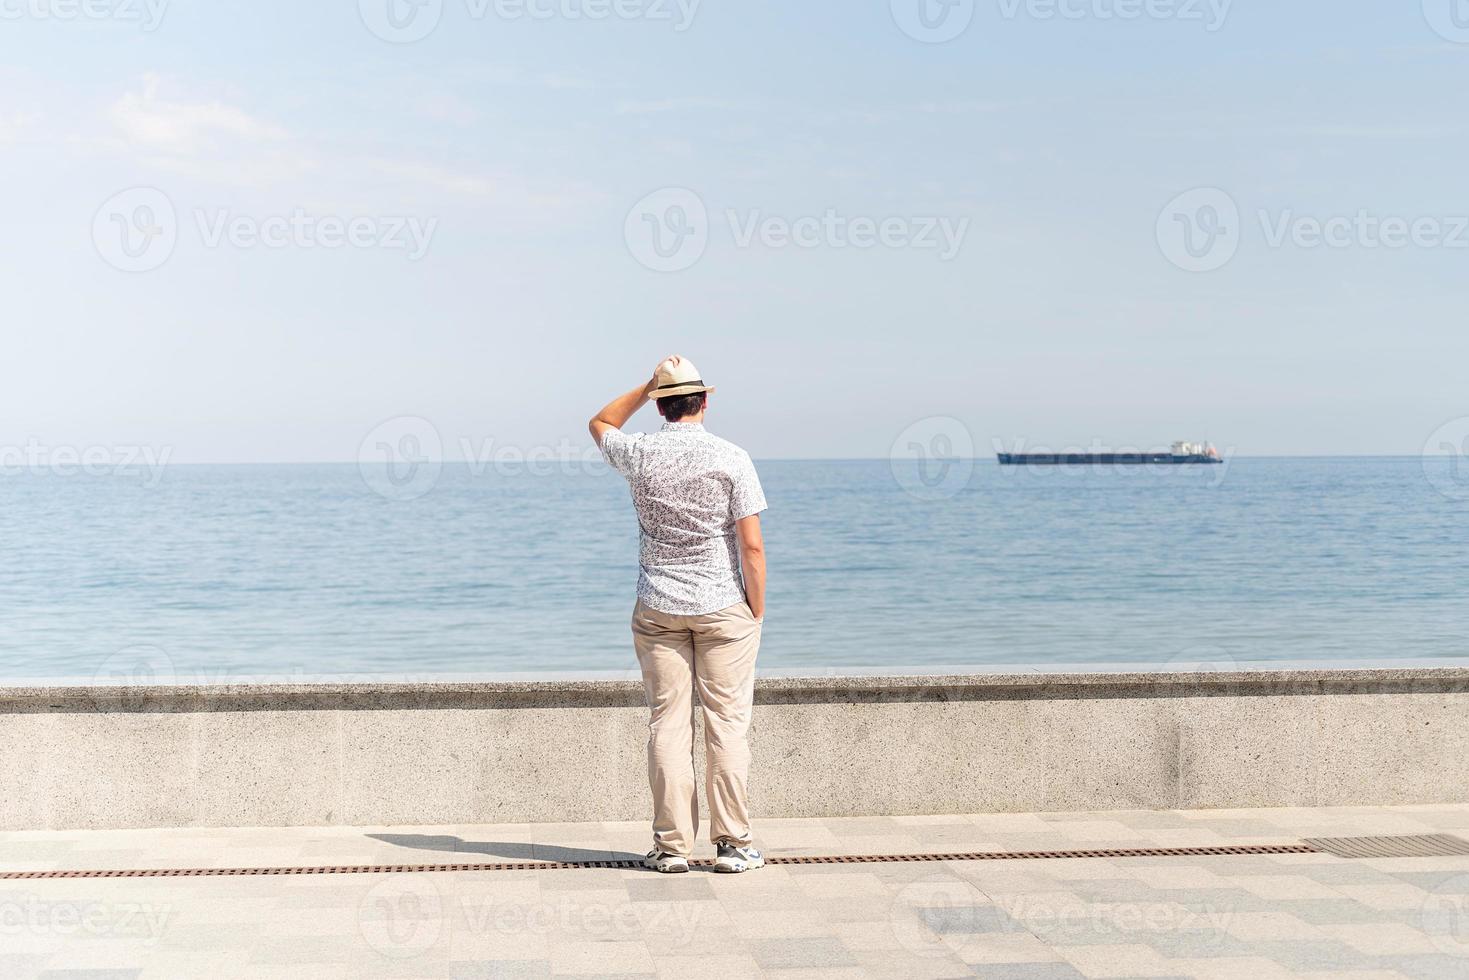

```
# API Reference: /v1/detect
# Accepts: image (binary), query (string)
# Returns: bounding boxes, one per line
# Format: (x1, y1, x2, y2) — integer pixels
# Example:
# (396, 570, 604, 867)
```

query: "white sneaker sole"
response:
(713, 856, 764, 873)
(644, 859, 689, 873)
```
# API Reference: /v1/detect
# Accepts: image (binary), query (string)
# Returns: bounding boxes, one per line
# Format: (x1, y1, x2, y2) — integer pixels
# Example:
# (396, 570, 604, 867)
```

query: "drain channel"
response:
(1302, 834, 1469, 859)
(0, 843, 1320, 879)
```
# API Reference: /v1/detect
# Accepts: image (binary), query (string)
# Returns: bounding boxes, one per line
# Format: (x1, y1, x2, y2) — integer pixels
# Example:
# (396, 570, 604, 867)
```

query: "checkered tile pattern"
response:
(3, 805, 1469, 978)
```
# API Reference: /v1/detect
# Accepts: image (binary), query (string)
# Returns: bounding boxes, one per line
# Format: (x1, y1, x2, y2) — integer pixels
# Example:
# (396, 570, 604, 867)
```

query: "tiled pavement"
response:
(4, 805, 1469, 978)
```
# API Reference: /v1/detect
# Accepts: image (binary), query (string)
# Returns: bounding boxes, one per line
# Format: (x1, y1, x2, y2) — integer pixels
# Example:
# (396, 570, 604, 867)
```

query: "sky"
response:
(2, 0, 1467, 462)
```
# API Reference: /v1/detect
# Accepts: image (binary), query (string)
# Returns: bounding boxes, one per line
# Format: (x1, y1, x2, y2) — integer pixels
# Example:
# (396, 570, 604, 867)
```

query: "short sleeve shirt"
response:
(600, 421, 767, 616)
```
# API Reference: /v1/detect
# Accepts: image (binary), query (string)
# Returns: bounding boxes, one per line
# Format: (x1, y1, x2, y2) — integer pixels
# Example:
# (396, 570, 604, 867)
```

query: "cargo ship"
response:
(997, 441, 1223, 465)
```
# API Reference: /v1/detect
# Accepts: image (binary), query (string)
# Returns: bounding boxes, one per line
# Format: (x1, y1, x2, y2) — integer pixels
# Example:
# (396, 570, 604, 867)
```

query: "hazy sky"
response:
(3, 0, 1466, 461)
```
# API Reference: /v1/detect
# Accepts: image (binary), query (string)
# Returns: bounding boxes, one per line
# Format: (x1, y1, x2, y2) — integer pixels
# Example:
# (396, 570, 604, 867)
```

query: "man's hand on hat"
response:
(647, 355, 682, 394)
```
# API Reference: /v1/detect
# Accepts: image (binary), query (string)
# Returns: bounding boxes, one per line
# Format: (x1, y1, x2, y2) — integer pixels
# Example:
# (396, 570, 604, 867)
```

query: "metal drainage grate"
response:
(0, 843, 1318, 880)
(774, 844, 1318, 863)
(1301, 833, 1469, 859)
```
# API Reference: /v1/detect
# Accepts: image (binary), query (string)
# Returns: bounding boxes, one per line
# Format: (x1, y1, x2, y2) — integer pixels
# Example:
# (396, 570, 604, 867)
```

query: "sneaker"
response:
(713, 842, 764, 873)
(643, 849, 689, 874)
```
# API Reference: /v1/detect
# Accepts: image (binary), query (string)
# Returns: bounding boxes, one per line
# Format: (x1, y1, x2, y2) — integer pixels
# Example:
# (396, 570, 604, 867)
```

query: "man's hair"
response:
(656, 391, 707, 421)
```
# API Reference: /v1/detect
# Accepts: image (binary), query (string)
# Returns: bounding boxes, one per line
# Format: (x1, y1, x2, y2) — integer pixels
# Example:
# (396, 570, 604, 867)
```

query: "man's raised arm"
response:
(588, 356, 676, 445)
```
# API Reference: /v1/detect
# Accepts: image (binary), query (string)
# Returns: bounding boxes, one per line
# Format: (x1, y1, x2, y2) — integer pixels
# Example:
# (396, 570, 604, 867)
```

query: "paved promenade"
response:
(4, 804, 1469, 979)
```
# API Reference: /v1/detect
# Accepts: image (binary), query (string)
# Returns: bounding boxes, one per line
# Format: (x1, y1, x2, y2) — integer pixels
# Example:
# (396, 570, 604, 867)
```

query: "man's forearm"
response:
(742, 549, 765, 619)
(589, 380, 653, 441)
(595, 382, 653, 428)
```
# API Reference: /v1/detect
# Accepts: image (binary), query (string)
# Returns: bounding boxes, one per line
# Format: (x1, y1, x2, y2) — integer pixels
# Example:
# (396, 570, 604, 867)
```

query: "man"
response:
(589, 355, 767, 874)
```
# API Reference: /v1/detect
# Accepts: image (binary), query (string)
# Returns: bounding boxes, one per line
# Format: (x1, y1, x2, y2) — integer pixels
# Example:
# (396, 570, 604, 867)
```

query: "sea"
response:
(1, 456, 1465, 683)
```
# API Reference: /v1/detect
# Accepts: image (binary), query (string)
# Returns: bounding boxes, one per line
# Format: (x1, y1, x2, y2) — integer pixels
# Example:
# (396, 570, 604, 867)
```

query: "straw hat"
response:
(649, 356, 715, 399)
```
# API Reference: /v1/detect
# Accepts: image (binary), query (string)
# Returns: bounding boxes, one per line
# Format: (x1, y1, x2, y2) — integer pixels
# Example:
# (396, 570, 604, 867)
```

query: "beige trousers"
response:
(631, 599, 761, 857)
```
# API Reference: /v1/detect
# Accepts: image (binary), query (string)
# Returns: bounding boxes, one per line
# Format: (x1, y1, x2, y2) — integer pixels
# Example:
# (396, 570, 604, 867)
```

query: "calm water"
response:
(1, 457, 1464, 681)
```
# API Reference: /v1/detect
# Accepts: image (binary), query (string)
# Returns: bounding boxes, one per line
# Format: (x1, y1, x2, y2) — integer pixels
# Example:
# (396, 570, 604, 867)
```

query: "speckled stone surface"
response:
(2, 667, 1467, 830)
(5, 663, 1469, 710)
(5, 804, 1469, 979)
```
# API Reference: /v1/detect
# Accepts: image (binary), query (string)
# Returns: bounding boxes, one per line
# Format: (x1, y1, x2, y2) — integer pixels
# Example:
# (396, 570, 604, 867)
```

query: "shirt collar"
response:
(660, 421, 705, 432)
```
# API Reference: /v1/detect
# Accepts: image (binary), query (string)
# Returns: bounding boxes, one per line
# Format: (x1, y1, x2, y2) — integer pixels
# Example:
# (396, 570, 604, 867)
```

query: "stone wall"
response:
(3, 668, 1467, 830)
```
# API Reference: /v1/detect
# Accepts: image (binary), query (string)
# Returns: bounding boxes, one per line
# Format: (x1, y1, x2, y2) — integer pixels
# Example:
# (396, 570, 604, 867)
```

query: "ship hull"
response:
(997, 453, 1222, 465)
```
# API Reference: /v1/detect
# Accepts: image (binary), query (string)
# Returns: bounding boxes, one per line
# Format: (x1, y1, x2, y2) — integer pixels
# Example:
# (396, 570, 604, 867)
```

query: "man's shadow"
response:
(368, 833, 643, 865)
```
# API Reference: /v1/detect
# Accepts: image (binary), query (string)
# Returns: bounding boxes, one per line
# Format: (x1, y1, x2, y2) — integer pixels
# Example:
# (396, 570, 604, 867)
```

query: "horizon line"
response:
(108, 453, 1439, 466)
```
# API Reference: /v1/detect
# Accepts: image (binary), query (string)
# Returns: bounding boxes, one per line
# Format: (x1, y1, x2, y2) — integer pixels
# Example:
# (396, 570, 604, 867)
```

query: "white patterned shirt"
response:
(600, 421, 767, 616)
